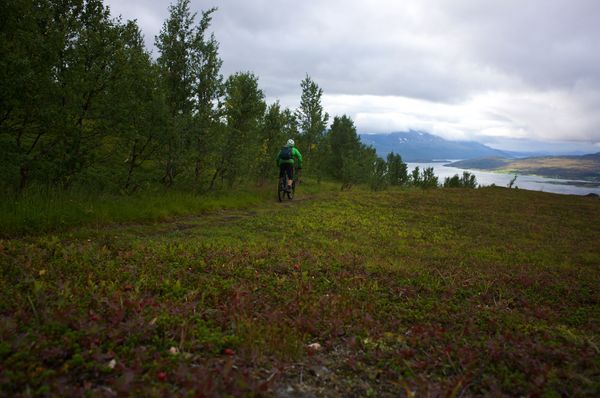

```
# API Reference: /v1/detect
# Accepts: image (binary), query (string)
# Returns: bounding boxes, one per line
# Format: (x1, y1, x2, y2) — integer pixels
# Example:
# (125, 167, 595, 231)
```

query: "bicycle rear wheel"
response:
(277, 177, 285, 202)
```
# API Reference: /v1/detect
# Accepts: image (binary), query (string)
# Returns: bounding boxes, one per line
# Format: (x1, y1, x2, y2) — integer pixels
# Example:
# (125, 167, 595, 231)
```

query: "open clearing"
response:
(1, 188, 599, 396)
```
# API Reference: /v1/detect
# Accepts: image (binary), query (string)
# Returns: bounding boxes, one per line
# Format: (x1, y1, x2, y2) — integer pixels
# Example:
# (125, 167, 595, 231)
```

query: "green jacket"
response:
(276, 146, 303, 168)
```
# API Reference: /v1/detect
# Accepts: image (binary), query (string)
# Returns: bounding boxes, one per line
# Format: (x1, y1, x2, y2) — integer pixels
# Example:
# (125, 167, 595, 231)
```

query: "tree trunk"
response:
(195, 159, 202, 180)
(162, 162, 174, 187)
(209, 167, 221, 190)
(124, 144, 138, 193)
(19, 164, 29, 193)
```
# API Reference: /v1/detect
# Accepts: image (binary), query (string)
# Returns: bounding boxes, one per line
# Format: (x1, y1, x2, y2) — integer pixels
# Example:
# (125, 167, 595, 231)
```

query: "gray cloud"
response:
(444, 0, 600, 90)
(104, 0, 600, 150)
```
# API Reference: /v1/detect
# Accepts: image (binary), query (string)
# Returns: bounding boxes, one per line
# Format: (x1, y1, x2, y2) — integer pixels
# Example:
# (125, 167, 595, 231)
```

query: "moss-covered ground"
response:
(1, 186, 599, 396)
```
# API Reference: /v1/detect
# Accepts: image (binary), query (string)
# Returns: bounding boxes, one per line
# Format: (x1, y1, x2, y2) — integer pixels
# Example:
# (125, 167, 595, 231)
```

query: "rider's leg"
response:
(286, 165, 293, 190)
(280, 165, 287, 188)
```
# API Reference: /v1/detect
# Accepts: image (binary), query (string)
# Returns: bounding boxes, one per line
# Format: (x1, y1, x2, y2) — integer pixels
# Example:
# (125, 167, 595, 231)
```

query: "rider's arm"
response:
(293, 148, 303, 169)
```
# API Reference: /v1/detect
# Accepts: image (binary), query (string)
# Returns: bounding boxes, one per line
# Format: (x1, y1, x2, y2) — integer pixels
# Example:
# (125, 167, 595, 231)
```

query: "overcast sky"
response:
(104, 0, 600, 152)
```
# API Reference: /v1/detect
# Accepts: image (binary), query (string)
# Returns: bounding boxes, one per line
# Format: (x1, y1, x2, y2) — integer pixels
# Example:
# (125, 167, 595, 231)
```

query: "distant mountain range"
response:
(359, 131, 510, 161)
(356, 131, 600, 182)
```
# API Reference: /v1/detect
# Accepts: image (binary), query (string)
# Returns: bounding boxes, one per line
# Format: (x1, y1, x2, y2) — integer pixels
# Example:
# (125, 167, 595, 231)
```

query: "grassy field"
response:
(1, 185, 599, 396)
(501, 155, 600, 181)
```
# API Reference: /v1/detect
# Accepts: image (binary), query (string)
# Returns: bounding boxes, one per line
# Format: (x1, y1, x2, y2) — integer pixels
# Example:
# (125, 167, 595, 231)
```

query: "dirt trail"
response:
(79, 193, 316, 240)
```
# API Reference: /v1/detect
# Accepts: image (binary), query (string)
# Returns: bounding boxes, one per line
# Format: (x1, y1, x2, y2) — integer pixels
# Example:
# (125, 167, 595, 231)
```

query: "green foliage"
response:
(255, 102, 297, 183)
(211, 72, 266, 188)
(1, 0, 124, 190)
(323, 115, 383, 190)
(105, 21, 168, 193)
(420, 167, 438, 188)
(386, 152, 408, 186)
(155, 0, 198, 116)
(369, 157, 388, 191)
(409, 166, 439, 188)
(155, 1, 222, 187)
(410, 166, 422, 185)
(326, 116, 359, 178)
(296, 75, 329, 175)
(443, 171, 478, 188)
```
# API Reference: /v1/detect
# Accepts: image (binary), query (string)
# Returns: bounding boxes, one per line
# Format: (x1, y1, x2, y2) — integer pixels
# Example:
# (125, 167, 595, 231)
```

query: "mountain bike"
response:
(278, 169, 297, 202)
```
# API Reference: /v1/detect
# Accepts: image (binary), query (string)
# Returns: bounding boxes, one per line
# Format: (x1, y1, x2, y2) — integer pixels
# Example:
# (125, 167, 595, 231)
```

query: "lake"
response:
(407, 162, 600, 196)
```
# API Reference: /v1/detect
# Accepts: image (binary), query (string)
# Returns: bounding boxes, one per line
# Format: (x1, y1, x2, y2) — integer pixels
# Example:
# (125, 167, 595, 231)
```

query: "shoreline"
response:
(441, 164, 600, 188)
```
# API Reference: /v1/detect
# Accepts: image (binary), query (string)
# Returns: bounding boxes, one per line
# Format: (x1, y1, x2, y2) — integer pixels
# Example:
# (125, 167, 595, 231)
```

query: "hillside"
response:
(448, 153, 600, 181)
(2, 187, 599, 396)
(359, 131, 509, 161)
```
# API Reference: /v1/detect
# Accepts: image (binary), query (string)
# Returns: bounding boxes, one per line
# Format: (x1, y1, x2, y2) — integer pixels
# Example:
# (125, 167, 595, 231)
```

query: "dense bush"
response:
(443, 171, 478, 188)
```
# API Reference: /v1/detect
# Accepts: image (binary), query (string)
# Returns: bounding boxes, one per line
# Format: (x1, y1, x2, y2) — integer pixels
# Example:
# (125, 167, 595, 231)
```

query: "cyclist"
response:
(276, 139, 303, 192)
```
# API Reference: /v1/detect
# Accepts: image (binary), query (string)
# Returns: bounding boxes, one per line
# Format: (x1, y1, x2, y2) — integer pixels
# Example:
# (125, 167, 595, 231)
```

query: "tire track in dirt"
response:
(95, 193, 317, 239)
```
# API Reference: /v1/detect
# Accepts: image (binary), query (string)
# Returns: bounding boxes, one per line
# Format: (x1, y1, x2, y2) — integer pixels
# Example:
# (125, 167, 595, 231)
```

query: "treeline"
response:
(1, 0, 475, 195)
